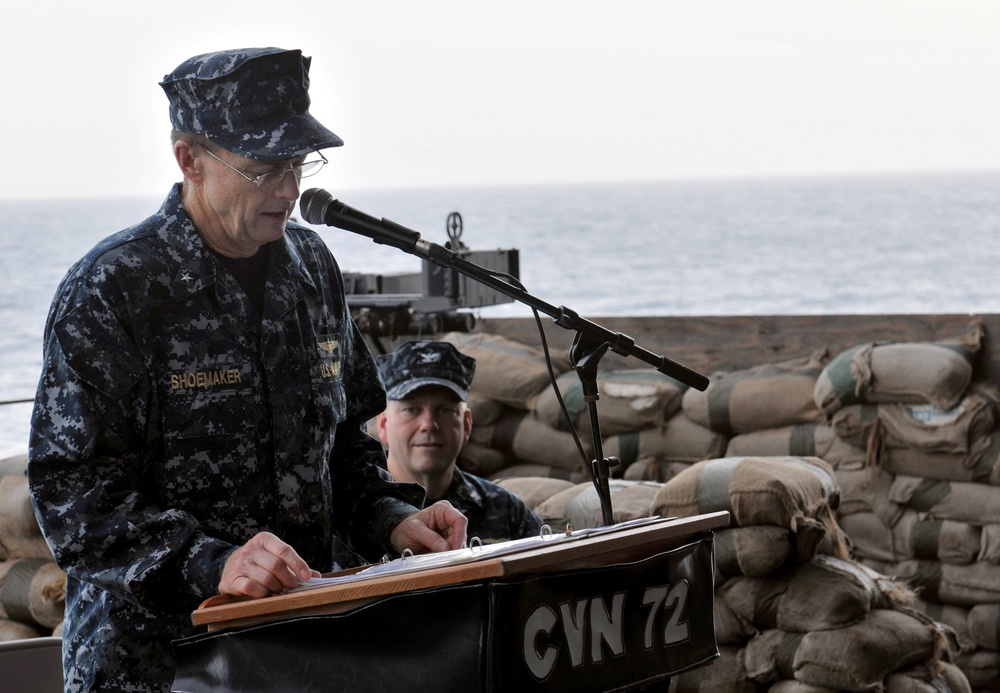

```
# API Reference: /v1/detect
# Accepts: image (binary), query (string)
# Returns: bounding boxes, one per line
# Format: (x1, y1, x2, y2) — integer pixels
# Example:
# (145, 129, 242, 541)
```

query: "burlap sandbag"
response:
(717, 555, 911, 634)
(477, 410, 591, 473)
(879, 439, 1000, 486)
(493, 476, 576, 511)
(813, 323, 983, 417)
(968, 604, 1000, 650)
(0, 558, 66, 630)
(954, 649, 1000, 690)
(0, 475, 41, 539)
(666, 645, 753, 693)
(442, 331, 570, 409)
(603, 414, 729, 475)
(457, 439, 511, 478)
(621, 459, 692, 483)
(768, 681, 841, 693)
(531, 368, 686, 437)
(486, 463, 588, 484)
(0, 535, 53, 562)
(682, 351, 828, 435)
(714, 593, 756, 645)
(534, 480, 660, 531)
(863, 558, 1000, 607)
(725, 424, 866, 470)
(911, 598, 975, 654)
(0, 616, 46, 641)
(467, 392, 508, 426)
(650, 456, 840, 530)
(0, 455, 27, 479)
(833, 467, 903, 526)
(979, 524, 1000, 564)
(713, 526, 795, 584)
(885, 663, 972, 693)
(838, 510, 981, 565)
(743, 609, 951, 693)
(831, 395, 998, 474)
(888, 476, 1000, 525)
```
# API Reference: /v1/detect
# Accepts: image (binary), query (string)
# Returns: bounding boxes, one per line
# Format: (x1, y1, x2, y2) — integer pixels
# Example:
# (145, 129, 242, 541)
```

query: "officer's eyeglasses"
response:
(195, 144, 327, 190)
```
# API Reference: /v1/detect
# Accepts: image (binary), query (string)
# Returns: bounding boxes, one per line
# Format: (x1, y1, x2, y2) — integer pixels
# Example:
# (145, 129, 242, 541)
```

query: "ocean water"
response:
(2, 171, 1000, 456)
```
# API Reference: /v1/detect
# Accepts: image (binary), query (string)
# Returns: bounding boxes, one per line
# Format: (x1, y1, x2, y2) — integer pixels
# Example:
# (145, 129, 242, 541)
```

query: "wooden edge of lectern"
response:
(192, 511, 730, 632)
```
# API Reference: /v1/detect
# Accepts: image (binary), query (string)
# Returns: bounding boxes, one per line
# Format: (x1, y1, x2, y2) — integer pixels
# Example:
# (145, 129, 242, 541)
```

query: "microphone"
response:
(300, 188, 425, 256)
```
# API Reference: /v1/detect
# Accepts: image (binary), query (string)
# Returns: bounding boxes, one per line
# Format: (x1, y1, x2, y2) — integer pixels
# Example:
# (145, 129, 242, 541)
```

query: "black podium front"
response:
(172, 530, 718, 693)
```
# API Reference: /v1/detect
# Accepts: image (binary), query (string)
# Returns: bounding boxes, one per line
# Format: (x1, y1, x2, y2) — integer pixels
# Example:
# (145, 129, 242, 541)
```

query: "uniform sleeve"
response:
(28, 280, 235, 612)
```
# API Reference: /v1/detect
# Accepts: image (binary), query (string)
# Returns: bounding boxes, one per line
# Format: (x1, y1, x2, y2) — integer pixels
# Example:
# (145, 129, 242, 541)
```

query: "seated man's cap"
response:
(377, 341, 477, 402)
(159, 47, 343, 161)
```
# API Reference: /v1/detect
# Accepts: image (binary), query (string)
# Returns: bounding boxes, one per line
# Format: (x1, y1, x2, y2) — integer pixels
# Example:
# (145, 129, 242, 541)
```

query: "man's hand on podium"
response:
(218, 531, 321, 599)
(391, 500, 469, 555)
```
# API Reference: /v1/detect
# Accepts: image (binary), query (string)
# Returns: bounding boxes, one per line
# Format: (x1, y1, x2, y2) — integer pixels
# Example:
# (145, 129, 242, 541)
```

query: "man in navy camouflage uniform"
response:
(27, 48, 467, 692)
(375, 341, 543, 543)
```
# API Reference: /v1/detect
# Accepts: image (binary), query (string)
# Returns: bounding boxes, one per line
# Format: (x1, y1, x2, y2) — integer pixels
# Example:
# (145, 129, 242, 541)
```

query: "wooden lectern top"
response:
(192, 512, 729, 632)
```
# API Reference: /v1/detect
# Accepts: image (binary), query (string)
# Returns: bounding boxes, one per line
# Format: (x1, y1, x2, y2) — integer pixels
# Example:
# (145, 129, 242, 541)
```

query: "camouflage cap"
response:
(159, 47, 343, 161)
(377, 341, 477, 402)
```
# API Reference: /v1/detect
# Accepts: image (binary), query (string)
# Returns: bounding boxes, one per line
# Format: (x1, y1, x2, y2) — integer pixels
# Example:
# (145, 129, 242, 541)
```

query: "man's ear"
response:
(174, 140, 204, 183)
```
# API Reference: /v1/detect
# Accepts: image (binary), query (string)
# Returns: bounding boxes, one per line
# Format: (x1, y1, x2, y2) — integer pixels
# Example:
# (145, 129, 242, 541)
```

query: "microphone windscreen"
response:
(299, 188, 333, 225)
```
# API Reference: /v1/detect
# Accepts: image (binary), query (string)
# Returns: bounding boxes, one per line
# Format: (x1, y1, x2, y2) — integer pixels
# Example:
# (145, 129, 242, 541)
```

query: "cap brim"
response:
(208, 113, 343, 161)
(386, 378, 468, 402)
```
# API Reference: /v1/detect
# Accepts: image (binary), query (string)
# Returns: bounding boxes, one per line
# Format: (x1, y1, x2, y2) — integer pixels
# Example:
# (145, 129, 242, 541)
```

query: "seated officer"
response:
(376, 341, 544, 543)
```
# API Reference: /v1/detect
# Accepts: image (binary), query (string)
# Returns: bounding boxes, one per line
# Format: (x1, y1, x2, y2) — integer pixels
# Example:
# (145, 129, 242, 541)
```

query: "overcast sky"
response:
(3, 0, 1000, 200)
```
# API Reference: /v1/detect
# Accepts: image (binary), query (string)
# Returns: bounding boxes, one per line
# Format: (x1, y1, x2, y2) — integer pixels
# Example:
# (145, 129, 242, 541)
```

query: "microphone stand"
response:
(409, 238, 710, 527)
(311, 199, 710, 525)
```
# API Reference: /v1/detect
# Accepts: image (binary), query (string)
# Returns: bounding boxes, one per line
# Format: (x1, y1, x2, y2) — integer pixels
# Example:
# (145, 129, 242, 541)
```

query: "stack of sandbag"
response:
(808, 325, 1000, 690)
(645, 455, 970, 693)
(0, 454, 65, 641)
(443, 331, 724, 484)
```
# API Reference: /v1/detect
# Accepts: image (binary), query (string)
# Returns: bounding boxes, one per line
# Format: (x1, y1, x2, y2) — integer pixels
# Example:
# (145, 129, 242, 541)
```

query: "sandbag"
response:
(879, 440, 1000, 486)
(457, 439, 511, 477)
(911, 598, 975, 655)
(0, 475, 41, 539)
(717, 555, 909, 634)
(493, 476, 576, 511)
(885, 663, 972, 693)
(533, 480, 660, 532)
(0, 558, 66, 630)
(0, 455, 27, 479)
(486, 463, 587, 484)
(968, 604, 1000, 650)
(0, 616, 46, 641)
(467, 392, 508, 426)
(650, 456, 840, 531)
(0, 535, 54, 562)
(477, 410, 591, 473)
(666, 645, 754, 693)
(813, 323, 983, 417)
(954, 649, 1000, 690)
(531, 368, 686, 436)
(833, 467, 903, 527)
(622, 459, 693, 484)
(603, 414, 729, 474)
(713, 526, 795, 584)
(743, 609, 951, 693)
(725, 424, 865, 470)
(979, 524, 1000, 564)
(863, 558, 1000, 607)
(888, 476, 1000, 525)
(682, 351, 828, 435)
(838, 509, 982, 565)
(441, 331, 570, 409)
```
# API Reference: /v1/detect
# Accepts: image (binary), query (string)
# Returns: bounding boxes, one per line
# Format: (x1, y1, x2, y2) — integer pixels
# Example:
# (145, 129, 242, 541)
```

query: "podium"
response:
(172, 512, 728, 693)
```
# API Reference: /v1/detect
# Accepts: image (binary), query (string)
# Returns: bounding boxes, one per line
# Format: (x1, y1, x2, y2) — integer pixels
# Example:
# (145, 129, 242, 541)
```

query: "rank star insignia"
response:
(179, 270, 194, 284)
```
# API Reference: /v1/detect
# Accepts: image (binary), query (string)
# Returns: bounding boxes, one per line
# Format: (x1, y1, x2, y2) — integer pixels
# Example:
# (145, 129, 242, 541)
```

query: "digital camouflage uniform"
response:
(377, 341, 544, 543)
(436, 467, 544, 543)
(27, 185, 425, 692)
